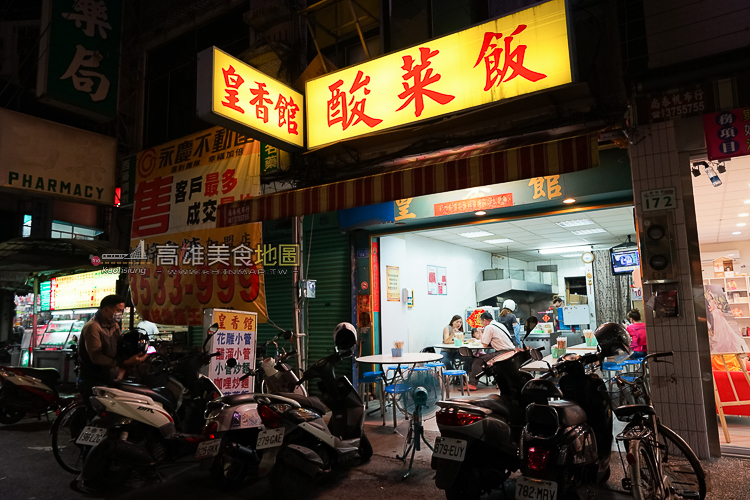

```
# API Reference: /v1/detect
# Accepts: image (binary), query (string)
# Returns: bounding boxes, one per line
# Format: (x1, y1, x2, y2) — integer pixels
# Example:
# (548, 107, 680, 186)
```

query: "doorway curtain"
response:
(592, 250, 631, 327)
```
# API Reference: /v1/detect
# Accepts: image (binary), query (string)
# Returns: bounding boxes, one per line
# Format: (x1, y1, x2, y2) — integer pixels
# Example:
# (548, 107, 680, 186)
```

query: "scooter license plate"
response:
(195, 439, 222, 459)
(256, 428, 285, 449)
(75, 426, 106, 446)
(515, 476, 558, 500)
(432, 437, 467, 462)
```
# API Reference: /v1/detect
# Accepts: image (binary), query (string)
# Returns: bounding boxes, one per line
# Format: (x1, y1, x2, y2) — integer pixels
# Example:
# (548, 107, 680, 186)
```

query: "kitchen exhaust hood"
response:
(476, 269, 555, 304)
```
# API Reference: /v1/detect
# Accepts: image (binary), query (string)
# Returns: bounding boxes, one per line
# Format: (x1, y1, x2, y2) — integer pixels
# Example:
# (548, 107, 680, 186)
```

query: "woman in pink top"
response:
(626, 308, 647, 357)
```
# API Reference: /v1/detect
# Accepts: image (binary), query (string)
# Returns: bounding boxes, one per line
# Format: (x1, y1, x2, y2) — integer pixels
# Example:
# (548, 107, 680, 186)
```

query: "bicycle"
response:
(610, 351, 706, 500)
(51, 398, 88, 474)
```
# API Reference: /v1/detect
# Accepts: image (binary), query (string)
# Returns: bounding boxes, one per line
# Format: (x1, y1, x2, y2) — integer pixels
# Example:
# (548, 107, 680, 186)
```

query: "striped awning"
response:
(217, 134, 599, 226)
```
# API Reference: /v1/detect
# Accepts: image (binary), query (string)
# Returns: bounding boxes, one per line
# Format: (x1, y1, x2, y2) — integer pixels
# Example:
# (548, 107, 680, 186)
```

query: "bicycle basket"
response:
(606, 378, 649, 422)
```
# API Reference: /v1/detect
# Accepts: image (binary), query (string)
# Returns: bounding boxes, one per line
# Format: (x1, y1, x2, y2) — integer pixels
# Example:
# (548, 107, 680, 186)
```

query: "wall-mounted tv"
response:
(611, 245, 640, 275)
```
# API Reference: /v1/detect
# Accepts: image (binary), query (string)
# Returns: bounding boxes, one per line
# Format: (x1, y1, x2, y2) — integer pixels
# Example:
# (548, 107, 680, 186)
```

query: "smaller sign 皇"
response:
(641, 188, 677, 212)
(703, 107, 750, 161)
(197, 47, 304, 151)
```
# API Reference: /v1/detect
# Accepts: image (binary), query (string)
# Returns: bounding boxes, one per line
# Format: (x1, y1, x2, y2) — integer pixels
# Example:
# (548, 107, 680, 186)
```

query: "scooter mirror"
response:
(524, 316, 539, 334)
(530, 348, 543, 361)
(207, 323, 219, 336)
(226, 358, 238, 368)
(283, 330, 294, 341)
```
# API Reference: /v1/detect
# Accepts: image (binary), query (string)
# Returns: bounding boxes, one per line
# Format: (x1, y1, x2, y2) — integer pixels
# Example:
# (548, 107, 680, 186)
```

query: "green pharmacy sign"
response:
(36, 0, 122, 121)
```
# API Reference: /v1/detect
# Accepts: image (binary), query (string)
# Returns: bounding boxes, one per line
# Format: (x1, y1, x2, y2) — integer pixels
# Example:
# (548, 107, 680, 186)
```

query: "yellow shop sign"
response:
(306, 0, 571, 149)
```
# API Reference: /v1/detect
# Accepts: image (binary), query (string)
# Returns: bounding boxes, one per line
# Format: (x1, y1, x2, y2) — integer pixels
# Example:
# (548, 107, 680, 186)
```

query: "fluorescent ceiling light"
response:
(458, 230, 494, 238)
(539, 245, 591, 255)
(561, 253, 582, 257)
(740, 213, 750, 217)
(571, 228, 607, 235)
(738, 223, 747, 227)
(733, 231, 742, 235)
(556, 219, 593, 228)
(484, 238, 513, 244)
(745, 200, 750, 204)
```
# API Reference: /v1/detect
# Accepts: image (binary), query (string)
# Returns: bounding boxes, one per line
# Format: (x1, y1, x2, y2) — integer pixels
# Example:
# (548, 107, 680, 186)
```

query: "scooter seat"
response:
(549, 400, 587, 427)
(452, 394, 510, 419)
(114, 382, 177, 414)
(277, 393, 328, 415)
(13, 367, 60, 383)
(217, 393, 256, 406)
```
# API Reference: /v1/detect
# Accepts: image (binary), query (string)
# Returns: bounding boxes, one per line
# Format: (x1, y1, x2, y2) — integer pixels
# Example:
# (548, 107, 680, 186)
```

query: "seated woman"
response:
(441, 315, 464, 370)
(626, 308, 647, 358)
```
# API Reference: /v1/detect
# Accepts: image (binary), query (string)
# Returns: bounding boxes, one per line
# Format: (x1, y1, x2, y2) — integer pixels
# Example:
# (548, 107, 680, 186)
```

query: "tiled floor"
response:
(718, 415, 750, 456)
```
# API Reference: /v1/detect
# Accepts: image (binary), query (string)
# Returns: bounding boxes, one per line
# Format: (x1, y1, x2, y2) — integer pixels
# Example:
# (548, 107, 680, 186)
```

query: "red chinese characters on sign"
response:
(132, 176, 173, 237)
(474, 25, 547, 91)
(702, 107, 750, 161)
(327, 70, 383, 131)
(249, 82, 272, 124)
(221, 66, 245, 113)
(396, 47, 455, 117)
(274, 95, 300, 135)
(433, 194, 513, 216)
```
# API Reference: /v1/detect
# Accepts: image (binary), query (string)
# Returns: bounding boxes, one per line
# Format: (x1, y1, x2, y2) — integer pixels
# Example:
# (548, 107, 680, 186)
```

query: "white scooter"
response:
(76, 323, 223, 492)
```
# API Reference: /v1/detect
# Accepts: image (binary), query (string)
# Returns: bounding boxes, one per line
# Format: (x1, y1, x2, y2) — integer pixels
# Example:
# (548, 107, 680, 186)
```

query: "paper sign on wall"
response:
(386, 266, 400, 302)
(438, 266, 447, 295)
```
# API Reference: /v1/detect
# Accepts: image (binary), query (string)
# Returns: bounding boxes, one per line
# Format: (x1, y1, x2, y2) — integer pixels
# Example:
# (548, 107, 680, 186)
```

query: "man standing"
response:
(78, 294, 147, 399)
(468, 311, 517, 390)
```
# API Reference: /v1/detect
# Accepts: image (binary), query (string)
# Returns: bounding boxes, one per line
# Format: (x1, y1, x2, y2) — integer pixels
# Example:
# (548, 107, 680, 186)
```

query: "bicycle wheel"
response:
(656, 423, 706, 500)
(51, 402, 89, 474)
(629, 439, 660, 500)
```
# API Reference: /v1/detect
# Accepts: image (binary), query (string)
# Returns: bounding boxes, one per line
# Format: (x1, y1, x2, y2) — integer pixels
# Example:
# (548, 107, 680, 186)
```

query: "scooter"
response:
(199, 330, 303, 489)
(257, 323, 371, 498)
(431, 317, 540, 500)
(0, 348, 79, 424)
(75, 323, 223, 492)
(516, 344, 617, 500)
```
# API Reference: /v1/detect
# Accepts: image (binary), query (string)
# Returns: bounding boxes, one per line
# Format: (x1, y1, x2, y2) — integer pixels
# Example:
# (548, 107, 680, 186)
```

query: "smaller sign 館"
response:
(197, 47, 304, 151)
(703, 107, 750, 161)
(208, 309, 257, 396)
(434, 194, 512, 216)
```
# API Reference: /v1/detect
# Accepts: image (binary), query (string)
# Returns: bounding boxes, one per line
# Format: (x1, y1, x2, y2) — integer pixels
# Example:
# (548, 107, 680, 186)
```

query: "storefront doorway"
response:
(694, 154, 750, 454)
(374, 205, 638, 356)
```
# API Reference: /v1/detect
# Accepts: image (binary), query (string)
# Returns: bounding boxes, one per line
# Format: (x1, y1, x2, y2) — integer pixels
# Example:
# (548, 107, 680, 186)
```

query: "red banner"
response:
(703, 107, 750, 161)
(434, 193, 512, 216)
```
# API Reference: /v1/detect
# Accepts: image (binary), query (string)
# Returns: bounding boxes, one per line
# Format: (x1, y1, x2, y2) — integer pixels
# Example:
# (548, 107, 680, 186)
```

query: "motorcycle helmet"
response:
(333, 322, 357, 352)
(594, 322, 632, 357)
(502, 299, 516, 312)
(119, 328, 150, 359)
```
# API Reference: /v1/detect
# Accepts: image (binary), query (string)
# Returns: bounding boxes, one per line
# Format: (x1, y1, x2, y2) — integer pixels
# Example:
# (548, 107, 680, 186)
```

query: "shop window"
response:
(22, 215, 32, 237)
(50, 221, 102, 240)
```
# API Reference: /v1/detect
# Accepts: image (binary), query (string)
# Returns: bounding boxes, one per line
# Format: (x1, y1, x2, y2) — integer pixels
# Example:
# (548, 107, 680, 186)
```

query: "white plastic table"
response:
(356, 353, 443, 427)
(433, 344, 485, 350)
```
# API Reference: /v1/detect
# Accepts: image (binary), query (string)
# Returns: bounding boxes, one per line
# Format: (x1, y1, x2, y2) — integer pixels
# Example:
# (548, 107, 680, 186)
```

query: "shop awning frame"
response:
(218, 134, 599, 225)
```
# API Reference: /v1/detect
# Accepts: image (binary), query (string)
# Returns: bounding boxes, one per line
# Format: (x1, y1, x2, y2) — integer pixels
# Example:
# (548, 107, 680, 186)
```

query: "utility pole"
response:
(291, 216, 305, 372)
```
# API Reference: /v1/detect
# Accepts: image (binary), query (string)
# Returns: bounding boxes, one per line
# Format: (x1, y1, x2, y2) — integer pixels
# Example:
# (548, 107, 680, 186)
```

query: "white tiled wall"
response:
(628, 121, 714, 458)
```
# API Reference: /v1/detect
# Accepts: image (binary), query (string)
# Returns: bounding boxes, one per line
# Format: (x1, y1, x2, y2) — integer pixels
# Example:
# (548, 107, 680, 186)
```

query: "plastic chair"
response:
(384, 383, 411, 427)
(442, 369, 470, 398)
(359, 371, 386, 424)
(601, 361, 625, 391)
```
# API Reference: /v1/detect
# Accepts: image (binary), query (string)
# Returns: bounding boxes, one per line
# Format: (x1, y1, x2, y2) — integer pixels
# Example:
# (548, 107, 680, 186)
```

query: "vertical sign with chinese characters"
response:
(306, 0, 571, 149)
(209, 309, 257, 396)
(197, 47, 305, 151)
(703, 107, 750, 161)
(128, 125, 269, 325)
(37, 0, 122, 120)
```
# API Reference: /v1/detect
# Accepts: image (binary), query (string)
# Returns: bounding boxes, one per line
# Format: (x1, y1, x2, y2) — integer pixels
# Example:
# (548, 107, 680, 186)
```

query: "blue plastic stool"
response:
(442, 369, 469, 398)
(384, 383, 411, 427)
(358, 373, 385, 420)
(411, 367, 430, 372)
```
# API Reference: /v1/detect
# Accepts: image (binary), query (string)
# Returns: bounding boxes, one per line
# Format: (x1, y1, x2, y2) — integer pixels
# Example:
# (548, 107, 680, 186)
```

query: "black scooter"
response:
(256, 324, 371, 498)
(516, 349, 613, 500)
(431, 317, 540, 499)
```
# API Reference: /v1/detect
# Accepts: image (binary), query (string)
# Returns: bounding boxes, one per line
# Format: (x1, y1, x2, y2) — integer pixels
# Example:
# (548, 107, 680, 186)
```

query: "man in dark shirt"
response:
(78, 294, 147, 400)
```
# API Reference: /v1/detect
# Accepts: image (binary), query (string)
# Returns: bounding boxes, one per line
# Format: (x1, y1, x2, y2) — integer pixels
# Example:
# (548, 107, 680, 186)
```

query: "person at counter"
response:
(499, 299, 519, 346)
(441, 315, 465, 370)
(468, 312, 517, 391)
(78, 295, 148, 408)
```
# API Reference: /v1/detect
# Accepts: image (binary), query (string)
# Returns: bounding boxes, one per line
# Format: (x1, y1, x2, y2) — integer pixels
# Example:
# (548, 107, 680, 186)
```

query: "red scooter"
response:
(0, 364, 73, 424)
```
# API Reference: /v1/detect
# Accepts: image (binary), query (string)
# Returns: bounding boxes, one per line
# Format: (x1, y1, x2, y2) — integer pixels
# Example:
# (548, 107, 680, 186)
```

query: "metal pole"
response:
(292, 216, 305, 371)
(30, 276, 38, 366)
